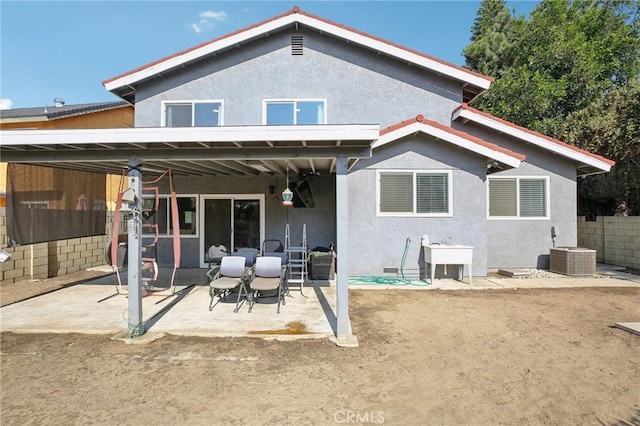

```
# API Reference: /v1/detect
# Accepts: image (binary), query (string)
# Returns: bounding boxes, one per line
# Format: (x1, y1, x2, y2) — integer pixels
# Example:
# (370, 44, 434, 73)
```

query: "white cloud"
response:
(191, 10, 228, 34)
(0, 98, 13, 110)
(199, 10, 228, 21)
(192, 21, 207, 34)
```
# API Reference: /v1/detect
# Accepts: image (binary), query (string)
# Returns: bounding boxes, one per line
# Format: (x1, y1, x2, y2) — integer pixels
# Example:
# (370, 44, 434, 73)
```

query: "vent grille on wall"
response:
(291, 35, 303, 55)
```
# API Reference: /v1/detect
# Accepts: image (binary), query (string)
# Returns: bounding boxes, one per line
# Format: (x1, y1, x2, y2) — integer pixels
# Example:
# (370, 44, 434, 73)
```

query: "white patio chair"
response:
(208, 256, 251, 313)
(247, 256, 287, 314)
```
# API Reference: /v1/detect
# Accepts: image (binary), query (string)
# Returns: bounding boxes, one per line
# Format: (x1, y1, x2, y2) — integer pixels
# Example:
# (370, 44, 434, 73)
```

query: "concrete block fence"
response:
(577, 216, 640, 270)
(0, 208, 116, 285)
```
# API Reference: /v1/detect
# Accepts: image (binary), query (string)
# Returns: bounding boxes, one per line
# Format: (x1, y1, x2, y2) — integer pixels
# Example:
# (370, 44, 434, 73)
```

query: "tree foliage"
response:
(463, 0, 523, 78)
(464, 0, 640, 215)
(559, 80, 640, 215)
(468, 0, 640, 136)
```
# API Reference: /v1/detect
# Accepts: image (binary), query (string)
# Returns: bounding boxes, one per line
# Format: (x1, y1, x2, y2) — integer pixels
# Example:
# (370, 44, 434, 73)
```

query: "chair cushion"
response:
(210, 276, 242, 289)
(250, 277, 280, 291)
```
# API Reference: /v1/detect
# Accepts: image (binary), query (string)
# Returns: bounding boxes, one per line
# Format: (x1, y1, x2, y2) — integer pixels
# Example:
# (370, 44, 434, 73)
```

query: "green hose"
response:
(400, 237, 410, 280)
(348, 237, 430, 287)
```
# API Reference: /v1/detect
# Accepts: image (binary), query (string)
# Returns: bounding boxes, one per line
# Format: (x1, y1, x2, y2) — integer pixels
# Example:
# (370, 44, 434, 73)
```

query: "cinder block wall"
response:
(0, 208, 115, 285)
(577, 216, 640, 270)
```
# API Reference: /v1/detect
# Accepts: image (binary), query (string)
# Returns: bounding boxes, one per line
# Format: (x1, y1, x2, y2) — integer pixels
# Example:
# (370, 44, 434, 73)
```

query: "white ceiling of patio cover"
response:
(0, 124, 378, 177)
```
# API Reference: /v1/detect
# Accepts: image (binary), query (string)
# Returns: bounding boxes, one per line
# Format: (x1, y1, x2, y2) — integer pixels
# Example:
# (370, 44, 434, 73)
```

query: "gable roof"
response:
(373, 115, 525, 170)
(452, 104, 615, 175)
(103, 6, 492, 103)
(0, 101, 129, 124)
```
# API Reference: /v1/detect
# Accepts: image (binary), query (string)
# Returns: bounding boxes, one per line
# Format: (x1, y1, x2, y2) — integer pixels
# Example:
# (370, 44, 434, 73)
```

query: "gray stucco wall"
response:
(348, 134, 488, 278)
(133, 27, 462, 128)
(146, 174, 336, 268)
(453, 121, 578, 269)
(126, 24, 581, 274)
(130, 26, 469, 270)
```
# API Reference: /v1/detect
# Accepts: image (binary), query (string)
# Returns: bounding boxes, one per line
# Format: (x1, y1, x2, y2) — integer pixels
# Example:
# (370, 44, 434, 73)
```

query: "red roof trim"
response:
(103, 6, 492, 87)
(295, 10, 493, 83)
(455, 104, 616, 166)
(380, 115, 526, 161)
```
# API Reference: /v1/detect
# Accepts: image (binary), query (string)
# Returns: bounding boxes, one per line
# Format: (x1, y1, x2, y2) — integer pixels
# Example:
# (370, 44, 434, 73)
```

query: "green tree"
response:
(559, 79, 640, 215)
(465, 0, 640, 215)
(471, 0, 640, 137)
(463, 0, 523, 78)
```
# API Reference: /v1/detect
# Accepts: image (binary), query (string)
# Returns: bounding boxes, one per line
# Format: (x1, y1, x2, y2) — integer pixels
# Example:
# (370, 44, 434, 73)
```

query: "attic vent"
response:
(291, 35, 303, 55)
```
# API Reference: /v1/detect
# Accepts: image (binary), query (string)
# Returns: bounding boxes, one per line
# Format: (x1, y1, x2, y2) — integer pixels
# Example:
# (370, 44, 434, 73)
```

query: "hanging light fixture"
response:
(282, 162, 293, 207)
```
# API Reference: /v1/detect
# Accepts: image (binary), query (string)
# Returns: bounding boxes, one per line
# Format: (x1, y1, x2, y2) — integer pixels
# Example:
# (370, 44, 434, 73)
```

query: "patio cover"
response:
(0, 124, 378, 345)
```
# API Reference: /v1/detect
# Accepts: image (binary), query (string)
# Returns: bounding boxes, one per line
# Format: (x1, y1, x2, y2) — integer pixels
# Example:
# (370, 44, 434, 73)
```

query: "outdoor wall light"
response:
(282, 187, 293, 207)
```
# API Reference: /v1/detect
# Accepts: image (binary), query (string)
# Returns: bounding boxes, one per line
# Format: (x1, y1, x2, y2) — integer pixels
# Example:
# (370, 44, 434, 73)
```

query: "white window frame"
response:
(141, 193, 199, 238)
(487, 176, 550, 220)
(20, 201, 49, 209)
(376, 169, 453, 217)
(161, 100, 224, 127)
(262, 98, 327, 125)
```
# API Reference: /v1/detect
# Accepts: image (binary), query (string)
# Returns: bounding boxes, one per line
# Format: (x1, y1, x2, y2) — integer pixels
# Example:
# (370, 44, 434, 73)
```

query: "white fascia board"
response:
(0, 124, 379, 146)
(373, 121, 522, 168)
(454, 108, 612, 172)
(0, 116, 48, 124)
(105, 13, 491, 92)
(298, 15, 492, 90)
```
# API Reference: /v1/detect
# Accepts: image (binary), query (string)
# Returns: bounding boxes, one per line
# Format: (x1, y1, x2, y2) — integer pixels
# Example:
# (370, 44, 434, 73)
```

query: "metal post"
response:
(126, 156, 144, 337)
(334, 156, 357, 346)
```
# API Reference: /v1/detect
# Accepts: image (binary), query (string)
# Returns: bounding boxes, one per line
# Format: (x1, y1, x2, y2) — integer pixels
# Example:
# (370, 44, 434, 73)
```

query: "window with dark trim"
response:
(142, 195, 198, 236)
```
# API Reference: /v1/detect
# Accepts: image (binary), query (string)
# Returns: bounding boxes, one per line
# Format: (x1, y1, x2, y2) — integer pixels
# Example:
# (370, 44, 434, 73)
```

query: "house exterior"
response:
(0, 7, 614, 341)
(102, 6, 612, 276)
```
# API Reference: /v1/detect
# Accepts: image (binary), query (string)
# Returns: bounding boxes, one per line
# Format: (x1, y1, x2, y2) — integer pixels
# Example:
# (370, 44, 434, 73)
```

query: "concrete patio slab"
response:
(1, 265, 638, 342)
(0, 268, 337, 340)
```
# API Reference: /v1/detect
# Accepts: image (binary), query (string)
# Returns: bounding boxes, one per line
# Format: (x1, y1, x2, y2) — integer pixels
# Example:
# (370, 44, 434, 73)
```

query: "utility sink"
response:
(423, 244, 474, 284)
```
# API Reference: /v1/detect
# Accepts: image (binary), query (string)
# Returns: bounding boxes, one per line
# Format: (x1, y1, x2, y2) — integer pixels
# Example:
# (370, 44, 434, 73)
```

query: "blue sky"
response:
(0, 1, 538, 110)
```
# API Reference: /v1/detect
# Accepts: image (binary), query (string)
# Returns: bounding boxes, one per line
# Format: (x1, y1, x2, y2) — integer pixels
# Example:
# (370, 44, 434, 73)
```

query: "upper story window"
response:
(162, 101, 223, 127)
(488, 176, 549, 219)
(263, 99, 326, 125)
(377, 170, 452, 217)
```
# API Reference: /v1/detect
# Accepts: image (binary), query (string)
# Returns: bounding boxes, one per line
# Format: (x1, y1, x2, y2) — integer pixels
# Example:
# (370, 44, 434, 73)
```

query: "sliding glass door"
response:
(200, 195, 264, 267)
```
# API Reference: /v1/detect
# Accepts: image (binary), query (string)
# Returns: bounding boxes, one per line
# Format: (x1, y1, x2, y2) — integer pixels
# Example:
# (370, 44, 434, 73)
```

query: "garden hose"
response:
(348, 237, 430, 286)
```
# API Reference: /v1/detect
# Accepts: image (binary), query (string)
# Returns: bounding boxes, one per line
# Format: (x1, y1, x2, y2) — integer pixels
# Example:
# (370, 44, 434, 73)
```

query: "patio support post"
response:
(332, 156, 358, 347)
(126, 156, 144, 337)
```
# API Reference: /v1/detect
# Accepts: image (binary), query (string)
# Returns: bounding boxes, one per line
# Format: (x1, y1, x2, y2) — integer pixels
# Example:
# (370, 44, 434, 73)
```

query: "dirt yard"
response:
(1, 286, 639, 425)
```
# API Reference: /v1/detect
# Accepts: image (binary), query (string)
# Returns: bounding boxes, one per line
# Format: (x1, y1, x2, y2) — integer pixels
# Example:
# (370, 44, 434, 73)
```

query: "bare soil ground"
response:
(1, 286, 639, 425)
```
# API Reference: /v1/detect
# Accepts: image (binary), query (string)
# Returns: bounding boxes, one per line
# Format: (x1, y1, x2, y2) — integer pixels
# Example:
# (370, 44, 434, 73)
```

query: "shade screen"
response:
(6, 164, 106, 245)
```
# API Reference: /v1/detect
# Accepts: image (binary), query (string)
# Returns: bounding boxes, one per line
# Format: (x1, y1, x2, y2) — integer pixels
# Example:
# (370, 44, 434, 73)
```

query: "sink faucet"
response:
(440, 237, 453, 245)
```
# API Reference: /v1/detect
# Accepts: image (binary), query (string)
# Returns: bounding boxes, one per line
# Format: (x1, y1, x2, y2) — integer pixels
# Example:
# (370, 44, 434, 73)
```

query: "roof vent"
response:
(291, 35, 303, 56)
(53, 98, 65, 107)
